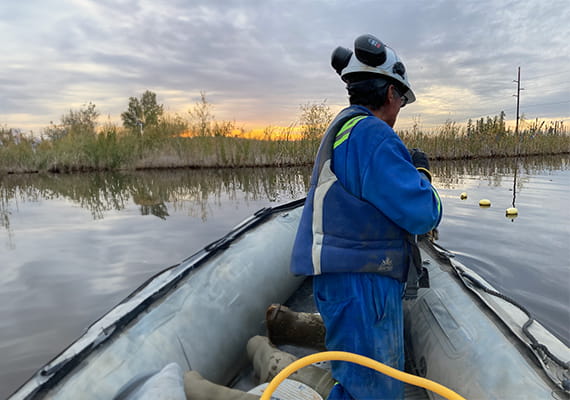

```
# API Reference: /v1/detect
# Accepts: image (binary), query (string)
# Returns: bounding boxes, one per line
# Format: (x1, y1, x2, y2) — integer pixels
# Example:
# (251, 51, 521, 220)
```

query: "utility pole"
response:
(511, 67, 524, 208)
(512, 67, 525, 157)
(513, 66, 524, 135)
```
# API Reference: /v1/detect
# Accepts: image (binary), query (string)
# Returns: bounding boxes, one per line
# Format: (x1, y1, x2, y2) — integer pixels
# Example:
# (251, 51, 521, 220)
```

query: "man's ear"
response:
(388, 85, 397, 103)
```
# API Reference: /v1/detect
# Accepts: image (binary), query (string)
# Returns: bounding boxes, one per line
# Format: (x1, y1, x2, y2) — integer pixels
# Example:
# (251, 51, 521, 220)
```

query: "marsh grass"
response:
(1, 112, 568, 174)
(400, 118, 570, 160)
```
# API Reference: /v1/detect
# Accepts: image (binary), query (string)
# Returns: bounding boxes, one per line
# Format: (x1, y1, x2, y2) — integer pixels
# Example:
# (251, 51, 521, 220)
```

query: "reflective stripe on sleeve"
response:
(432, 187, 442, 220)
(333, 116, 367, 149)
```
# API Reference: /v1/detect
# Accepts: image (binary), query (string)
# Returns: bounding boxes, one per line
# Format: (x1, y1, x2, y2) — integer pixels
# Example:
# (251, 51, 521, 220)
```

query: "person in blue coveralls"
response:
(291, 34, 443, 400)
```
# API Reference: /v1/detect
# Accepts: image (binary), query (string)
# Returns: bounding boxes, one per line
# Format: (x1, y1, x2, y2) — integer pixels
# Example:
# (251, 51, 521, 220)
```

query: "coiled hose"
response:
(260, 351, 467, 400)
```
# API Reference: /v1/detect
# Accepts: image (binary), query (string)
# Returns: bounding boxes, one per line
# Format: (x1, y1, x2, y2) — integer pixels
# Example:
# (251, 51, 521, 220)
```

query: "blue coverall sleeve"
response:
(361, 135, 442, 235)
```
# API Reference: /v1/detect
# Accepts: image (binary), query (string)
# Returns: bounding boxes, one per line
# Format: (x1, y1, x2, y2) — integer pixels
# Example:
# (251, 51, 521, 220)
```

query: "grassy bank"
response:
(1, 116, 569, 174)
(0, 127, 320, 173)
(401, 118, 570, 160)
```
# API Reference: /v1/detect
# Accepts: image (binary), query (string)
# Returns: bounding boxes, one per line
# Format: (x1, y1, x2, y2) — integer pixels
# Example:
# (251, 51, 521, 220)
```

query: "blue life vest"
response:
(291, 106, 414, 281)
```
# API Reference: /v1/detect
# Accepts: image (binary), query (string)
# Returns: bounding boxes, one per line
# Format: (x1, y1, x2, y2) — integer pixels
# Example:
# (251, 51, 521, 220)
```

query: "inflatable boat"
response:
(8, 199, 569, 399)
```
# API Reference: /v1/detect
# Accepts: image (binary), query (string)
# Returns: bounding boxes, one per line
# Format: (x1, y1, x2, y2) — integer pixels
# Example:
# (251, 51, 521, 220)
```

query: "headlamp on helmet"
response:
(331, 46, 353, 75)
(354, 35, 386, 66)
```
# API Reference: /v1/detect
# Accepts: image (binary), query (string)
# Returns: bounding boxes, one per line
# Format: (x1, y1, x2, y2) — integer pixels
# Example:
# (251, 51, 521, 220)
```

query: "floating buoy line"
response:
(457, 192, 519, 218)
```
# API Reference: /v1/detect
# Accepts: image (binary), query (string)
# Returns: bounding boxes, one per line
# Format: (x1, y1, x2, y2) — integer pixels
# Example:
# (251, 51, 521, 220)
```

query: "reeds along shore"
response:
(1, 118, 569, 174)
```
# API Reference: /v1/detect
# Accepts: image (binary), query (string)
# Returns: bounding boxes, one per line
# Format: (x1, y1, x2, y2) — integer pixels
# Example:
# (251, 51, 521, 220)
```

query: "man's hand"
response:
(409, 148, 432, 182)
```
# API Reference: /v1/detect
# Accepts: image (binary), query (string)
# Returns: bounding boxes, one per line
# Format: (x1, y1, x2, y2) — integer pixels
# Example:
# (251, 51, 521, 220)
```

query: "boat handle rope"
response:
(432, 240, 569, 375)
(458, 268, 568, 369)
(260, 351, 467, 400)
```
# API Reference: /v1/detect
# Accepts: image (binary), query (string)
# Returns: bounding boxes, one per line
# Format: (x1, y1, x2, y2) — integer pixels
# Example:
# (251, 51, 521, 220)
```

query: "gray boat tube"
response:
(9, 200, 306, 400)
(406, 240, 569, 400)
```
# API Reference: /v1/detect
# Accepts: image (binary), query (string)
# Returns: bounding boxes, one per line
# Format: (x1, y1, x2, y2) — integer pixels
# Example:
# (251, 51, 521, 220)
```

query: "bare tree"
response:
(188, 91, 214, 137)
(299, 100, 334, 141)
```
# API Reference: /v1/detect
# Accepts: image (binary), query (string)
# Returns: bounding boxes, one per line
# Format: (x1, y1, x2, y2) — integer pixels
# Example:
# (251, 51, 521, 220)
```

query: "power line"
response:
(522, 100, 570, 109)
(522, 82, 570, 92)
(448, 69, 568, 122)
(522, 77, 570, 84)
(523, 70, 570, 80)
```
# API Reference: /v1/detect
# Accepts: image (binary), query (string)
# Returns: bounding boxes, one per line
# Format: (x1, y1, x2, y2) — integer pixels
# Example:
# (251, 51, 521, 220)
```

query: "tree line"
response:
(35, 90, 332, 142)
(43, 90, 165, 141)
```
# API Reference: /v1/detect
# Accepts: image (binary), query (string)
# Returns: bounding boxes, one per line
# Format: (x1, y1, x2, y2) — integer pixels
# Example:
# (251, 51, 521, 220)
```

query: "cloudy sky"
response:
(1, 0, 569, 134)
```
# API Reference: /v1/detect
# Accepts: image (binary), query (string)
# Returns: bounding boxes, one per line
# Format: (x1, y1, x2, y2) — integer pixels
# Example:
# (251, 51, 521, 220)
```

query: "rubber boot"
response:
(266, 304, 326, 350)
(247, 335, 335, 399)
(183, 371, 259, 400)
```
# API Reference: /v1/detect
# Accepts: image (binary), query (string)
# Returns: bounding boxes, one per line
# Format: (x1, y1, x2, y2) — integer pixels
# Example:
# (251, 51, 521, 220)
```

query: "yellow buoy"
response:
(506, 207, 518, 216)
(460, 192, 468, 200)
(479, 199, 491, 207)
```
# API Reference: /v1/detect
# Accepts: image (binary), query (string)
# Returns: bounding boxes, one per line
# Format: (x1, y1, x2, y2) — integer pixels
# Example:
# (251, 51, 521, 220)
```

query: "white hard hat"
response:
(331, 34, 416, 105)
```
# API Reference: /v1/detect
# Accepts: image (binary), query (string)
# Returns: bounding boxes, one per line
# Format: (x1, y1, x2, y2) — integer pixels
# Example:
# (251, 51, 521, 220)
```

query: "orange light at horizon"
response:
(177, 125, 307, 140)
(235, 125, 306, 140)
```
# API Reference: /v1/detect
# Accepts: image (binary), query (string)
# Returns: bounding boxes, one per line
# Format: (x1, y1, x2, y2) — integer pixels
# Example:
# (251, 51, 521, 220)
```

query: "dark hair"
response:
(345, 73, 404, 111)
(346, 78, 389, 110)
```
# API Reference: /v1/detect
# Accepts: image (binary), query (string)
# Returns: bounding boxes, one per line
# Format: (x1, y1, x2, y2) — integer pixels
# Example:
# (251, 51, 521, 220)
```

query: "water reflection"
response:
(2, 156, 568, 229)
(432, 155, 570, 347)
(0, 167, 312, 229)
(506, 158, 520, 222)
(431, 155, 568, 189)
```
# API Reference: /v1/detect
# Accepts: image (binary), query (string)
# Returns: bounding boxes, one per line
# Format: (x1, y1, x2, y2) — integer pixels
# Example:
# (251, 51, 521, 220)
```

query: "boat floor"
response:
(229, 277, 431, 400)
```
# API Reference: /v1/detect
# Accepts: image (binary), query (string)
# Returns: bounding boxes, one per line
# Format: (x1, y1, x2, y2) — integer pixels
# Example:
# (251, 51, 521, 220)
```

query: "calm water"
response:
(1, 157, 569, 397)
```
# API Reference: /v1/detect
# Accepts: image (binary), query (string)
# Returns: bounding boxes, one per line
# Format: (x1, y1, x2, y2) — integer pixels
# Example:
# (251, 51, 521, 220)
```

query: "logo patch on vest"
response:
(377, 258, 393, 272)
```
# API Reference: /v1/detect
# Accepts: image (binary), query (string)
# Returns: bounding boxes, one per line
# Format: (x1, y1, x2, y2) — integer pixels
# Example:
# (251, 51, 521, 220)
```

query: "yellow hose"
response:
(260, 351, 467, 400)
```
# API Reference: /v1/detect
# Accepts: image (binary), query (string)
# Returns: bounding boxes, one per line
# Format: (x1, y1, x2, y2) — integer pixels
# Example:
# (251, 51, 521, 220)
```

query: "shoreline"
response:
(2, 150, 569, 176)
